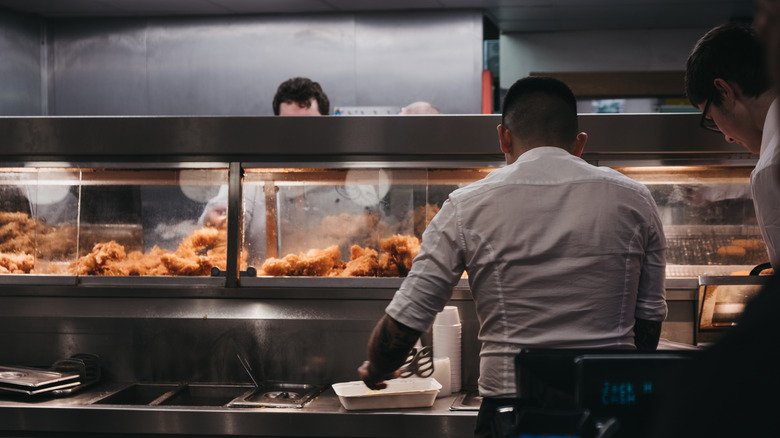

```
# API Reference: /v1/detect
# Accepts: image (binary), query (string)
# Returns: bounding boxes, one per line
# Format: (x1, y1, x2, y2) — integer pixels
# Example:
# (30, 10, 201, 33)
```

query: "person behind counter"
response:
(272, 76, 330, 116)
(199, 77, 330, 259)
(399, 101, 441, 115)
(357, 76, 668, 438)
(647, 15, 780, 438)
(685, 22, 780, 269)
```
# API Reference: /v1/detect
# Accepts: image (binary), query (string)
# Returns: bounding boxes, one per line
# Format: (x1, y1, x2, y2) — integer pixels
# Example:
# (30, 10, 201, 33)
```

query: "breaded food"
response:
(379, 234, 421, 277)
(76, 226, 239, 276)
(259, 245, 343, 276)
(717, 245, 747, 258)
(0, 252, 34, 274)
(730, 239, 764, 251)
(339, 245, 379, 277)
(77, 241, 127, 275)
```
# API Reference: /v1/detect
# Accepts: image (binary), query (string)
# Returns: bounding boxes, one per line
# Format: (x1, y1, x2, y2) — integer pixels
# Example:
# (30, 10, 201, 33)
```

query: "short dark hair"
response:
(272, 77, 330, 115)
(685, 23, 770, 107)
(501, 76, 579, 148)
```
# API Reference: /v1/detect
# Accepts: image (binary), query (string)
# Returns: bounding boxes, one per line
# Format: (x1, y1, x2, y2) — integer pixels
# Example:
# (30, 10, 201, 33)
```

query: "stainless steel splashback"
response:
(0, 9, 43, 116)
(45, 11, 483, 116)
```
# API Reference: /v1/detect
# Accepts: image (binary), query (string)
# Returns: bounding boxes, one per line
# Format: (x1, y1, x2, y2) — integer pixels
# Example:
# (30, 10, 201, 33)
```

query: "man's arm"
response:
(358, 314, 421, 390)
(634, 317, 662, 351)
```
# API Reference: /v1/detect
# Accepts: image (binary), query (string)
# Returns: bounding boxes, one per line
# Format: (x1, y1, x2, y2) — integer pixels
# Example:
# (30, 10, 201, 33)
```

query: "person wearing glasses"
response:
(685, 22, 780, 269)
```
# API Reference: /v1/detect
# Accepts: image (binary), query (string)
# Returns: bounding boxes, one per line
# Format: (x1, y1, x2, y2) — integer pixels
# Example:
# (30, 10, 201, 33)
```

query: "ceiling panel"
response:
(212, 0, 334, 14)
(0, 0, 755, 32)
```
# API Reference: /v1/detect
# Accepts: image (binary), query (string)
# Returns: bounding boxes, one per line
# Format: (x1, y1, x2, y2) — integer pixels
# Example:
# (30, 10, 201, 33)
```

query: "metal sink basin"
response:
(159, 384, 253, 407)
(94, 383, 180, 405)
(93, 383, 253, 407)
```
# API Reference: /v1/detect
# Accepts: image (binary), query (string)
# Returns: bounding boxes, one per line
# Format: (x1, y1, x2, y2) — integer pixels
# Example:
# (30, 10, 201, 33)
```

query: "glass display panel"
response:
(77, 168, 229, 276)
(243, 168, 491, 277)
(0, 167, 229, 276)
(0, 168, 79, 274)
(698, 283, 763, 330)
(616, 166, 765, 277)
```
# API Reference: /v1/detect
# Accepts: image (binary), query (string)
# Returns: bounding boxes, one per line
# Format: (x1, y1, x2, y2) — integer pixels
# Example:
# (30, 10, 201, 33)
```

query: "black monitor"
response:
(514, 349, 699, 437)
(574, 353, 695, 436)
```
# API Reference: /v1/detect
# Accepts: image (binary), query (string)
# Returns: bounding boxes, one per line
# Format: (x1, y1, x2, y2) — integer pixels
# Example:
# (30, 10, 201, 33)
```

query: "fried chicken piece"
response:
(76, 225, 238, 276)
(0, 252, 34, 274)
(339, 245, 379, 277)
(77, 241, 127, 275)
(259, 245, 343, 276)
(0, 220, 34, 253)
(379, 234, 421, 277)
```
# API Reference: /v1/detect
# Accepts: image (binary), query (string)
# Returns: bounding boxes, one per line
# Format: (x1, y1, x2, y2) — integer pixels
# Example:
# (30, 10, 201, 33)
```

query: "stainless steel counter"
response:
(0, 383, 478, 437)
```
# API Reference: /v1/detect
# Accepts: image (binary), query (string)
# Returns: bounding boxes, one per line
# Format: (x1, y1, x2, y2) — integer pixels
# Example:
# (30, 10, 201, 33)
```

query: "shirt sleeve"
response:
(752, 164, 780, 269)
(635, 196, 668, 322)
(385, 199, 466, 332)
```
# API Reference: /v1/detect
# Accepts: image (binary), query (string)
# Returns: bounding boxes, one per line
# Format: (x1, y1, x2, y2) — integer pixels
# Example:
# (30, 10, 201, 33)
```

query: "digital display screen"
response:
(575, 353, 694, 435)
(598, 380, 655, 406)
(576, 354, 688, 408)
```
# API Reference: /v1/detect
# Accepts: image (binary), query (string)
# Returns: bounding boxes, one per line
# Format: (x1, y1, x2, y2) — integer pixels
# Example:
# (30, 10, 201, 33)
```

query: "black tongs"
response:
(399, 346, 434, 378)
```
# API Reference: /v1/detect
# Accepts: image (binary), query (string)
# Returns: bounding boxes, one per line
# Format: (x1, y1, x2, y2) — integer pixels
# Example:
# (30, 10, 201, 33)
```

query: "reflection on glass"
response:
(0, 168, 79, 274)
(617, 166, 766, 277)
(76, 168, 229, 276)
(0, 167, 229, 276)
(244, 168, 489, 277)
(698, 283, 763, 331)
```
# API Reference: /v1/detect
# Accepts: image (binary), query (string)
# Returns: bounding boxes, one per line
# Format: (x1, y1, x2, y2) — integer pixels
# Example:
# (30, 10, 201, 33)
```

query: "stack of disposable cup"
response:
(432, 306, 461, 393)
(431, 357, 452, 398)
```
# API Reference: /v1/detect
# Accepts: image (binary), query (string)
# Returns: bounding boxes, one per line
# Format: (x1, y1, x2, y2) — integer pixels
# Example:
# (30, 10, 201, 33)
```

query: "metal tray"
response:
(0, 366, 80, 395)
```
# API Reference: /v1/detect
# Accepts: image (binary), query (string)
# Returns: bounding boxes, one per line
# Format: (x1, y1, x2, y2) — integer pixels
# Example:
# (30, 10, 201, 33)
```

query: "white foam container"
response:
(332, 378, 441, 410)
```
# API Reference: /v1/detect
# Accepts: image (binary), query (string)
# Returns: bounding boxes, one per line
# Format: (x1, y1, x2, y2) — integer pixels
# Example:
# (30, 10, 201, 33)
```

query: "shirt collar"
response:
(515, 146, 572, 163)
(760, 97, 780, 156)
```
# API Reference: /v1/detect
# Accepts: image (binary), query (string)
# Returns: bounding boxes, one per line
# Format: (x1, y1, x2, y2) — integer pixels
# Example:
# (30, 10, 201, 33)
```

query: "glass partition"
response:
(0, 166, 229, 276)
(243, 167, 491, 277)
(0, 163, 766, 280)
(0, 168, 79, 274)
(616, 165, 765, 277)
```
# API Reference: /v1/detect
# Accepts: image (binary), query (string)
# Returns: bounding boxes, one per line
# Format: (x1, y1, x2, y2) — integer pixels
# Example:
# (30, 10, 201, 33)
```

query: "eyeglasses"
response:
(699, 99, 721, 133)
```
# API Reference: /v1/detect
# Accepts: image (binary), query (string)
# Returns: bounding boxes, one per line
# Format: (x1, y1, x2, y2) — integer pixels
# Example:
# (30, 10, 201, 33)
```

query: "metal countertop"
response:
(0, 383, 478, 438)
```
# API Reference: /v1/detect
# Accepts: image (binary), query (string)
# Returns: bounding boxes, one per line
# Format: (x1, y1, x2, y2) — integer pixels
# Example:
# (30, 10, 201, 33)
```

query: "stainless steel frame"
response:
(0, 113, 745, 163)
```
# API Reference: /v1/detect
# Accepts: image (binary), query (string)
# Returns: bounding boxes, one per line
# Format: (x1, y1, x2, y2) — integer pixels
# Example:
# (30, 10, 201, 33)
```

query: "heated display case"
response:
(0, 159, 764, 281)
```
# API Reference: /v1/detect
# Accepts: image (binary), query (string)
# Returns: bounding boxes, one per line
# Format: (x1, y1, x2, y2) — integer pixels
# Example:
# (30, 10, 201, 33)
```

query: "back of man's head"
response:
(272, 77, 330, 115)
(685, 23, 770, 107)
(501, 76, 579, 150)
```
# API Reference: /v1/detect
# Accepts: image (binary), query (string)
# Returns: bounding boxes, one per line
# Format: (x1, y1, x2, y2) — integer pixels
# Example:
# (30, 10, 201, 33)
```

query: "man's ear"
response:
(713, 78, 738, 103)
(572, 132, 587, 157)
(497, 124, 513, 155)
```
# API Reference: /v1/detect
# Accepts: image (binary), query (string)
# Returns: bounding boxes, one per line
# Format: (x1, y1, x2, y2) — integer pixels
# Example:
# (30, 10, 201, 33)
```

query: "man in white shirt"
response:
(358, 76, 668, 437)
(685, 23, 780, 268)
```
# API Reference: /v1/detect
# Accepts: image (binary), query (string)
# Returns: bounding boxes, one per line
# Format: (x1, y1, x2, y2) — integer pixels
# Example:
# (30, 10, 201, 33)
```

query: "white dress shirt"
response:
(751, 98, 780, 268)
(385, 147, 668, 398)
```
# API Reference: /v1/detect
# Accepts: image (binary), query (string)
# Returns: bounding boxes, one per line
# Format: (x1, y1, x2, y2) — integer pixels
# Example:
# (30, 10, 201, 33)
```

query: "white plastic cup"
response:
(432, 357, 452, 397)
(434, 306, 461, 326)
(433, 306, 462, 393)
